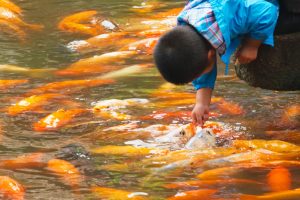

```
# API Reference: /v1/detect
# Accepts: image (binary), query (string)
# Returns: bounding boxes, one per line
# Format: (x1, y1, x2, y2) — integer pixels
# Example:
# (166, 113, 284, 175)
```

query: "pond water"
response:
(0, 0, 299, 199)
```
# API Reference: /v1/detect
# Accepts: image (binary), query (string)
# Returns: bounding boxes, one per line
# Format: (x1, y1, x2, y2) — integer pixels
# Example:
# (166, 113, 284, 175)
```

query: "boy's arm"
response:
(236, 38, 262, 64)
(192, 88, 212, 126)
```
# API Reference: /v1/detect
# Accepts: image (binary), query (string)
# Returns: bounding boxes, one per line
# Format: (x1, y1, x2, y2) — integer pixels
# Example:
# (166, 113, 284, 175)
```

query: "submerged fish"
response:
(91, 186, 149, 200)
(55, 51, 137, 76)
(167, 189, 217, 200)
(267, 166, 291, 192)
(90, 145, 167, 156)
(92, 98, 149, 110)
(240, 188, 300, 200)
(120, 37, 159, 54)
(0, 153, 47, 169)
(27, 79, 114, 95)
(0, 7, 43, 30)
(0, 19, 26, 40)
(0, 176, 25, 200)
(0, 0, 22, 14)
(232, 139, 300, 153)
(66, 32, 136, 53)
(58, 10, 118, 36)
(47, 159, 83, 190)
(33, 108, 87, 132)
(0, 79, 28, 90)
(7, 93, 65, 116)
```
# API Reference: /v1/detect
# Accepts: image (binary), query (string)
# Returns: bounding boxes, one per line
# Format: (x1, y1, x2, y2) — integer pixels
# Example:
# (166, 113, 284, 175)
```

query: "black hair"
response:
(154, 25, 212, 84)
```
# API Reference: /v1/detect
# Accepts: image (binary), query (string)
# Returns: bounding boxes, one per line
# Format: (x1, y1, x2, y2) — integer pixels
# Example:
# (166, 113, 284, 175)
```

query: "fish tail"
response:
(26, 23, 44, 31)
(239, 194, 259, 200)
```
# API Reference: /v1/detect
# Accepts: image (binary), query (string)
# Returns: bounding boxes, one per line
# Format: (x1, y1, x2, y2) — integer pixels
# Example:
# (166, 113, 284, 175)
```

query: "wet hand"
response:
(236, 45, 259, 64)
(192, 104, 210, 127)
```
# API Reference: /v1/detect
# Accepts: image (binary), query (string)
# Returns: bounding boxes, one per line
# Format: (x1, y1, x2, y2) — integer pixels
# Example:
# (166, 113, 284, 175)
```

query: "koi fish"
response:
(0, 0, 22, 14)
(232, 139, 300, 153)
(0, 64, 56, 75)
(165, 179, 262, 189)
(58, 10, 118, 36)
(47, 159, 83, 190)
(120, 37, 159, 54)
(265, 130, 300, 144)
(91, 145, 168, 156)
(137, 29, 168, 37)
(185, 128, 216, 150)
(95, 64, 153, 79)
(66, 32, 136, 53)
(215, 98, 244, 115)
(167, 189, 217, 200)
(7, 93, 65, 116)
(267, 166, 291, 192)
(58, 10, 98, 25)
(240, 188, 300, 200)
(131, 1, 165, 13)
(201, 149, 299, 169)
(141, 110, 192, 120)
(0, 19, 26, 40)
(92, 98, 149, 111)
(102, 121, 139, 132)
(91, 186, 149, 200)
(152, 8, 183, 19)
(0, 7, 43, 30)
(0, 79, 28, 90)
(33, 108, 87, 132)
(278, 104, 300, 129)
(0, 176, 24, 200)
(0, 153, 47, 169)
(27, 79, 114, 95)
(95, 110, 132, 120)
(55, 51, 136, 76)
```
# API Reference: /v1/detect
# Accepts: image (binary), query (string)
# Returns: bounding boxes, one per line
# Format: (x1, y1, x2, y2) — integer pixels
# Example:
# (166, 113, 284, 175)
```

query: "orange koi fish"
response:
(265, 130, 300, 144)
(0, 7, 43, 30)
(0, 176, 25, 200)
(267, 166, 291, 192)
(240, 188, 300, 200)
(59, 22, 103, 36)
(27, 79, 114, 95)
(137, 29, 168, 37)
(47, 159, 83, 190)
(7, 93, 64, 116)
(58, 10, 118, 36)
(66, 32, 135, 52)
(153, 8, 183, 19)
(33, 108, 87, 132)
(215, 98, 244, 115)
(0, 0, 22, 14)
(55, 51, 136, 76)
(91, 145, 167, 156)
(0, 153, 47, 169)
(278, 104, 300, 129)
(91, 186, 149, 200)
(167, 189, 217, 200)
(131, 1, 165, 13)
(165, 179, 262, 189)
(120, 37, 158, 54)
(232, 139, 300, 153)
(0, 79, 28, 90)
(0, 19, 26, 40)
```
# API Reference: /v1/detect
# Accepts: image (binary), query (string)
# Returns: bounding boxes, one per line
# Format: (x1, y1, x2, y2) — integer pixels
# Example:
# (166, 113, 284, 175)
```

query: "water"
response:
(0, 0, 299, 199)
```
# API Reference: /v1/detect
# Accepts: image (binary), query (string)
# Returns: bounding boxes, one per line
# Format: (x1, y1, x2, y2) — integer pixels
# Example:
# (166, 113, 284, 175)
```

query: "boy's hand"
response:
(236, 38, 262, 64)
(236, 45, 258, 64)
(192, 103, 210, 126)
(192, 88, 212, 127)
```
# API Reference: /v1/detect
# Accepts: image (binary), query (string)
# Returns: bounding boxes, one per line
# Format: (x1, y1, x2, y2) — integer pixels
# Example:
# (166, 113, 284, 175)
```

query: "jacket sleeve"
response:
(248, 1, 279, 46)
(192, 62, 217, 90)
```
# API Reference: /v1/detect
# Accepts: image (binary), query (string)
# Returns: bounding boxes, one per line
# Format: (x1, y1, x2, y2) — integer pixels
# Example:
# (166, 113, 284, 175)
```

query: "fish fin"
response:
(26, 23, 44, 31)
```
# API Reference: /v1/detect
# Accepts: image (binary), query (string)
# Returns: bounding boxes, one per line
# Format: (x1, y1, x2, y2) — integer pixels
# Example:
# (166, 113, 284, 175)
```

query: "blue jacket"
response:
(178, 0, 279, 90)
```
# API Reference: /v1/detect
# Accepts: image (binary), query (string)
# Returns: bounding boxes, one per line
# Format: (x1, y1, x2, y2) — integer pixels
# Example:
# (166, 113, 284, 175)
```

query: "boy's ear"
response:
(207, 49, 216, 61)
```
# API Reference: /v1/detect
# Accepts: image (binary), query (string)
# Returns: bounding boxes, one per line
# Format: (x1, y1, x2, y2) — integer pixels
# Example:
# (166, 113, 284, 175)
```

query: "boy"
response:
(154, 0, 279, 126)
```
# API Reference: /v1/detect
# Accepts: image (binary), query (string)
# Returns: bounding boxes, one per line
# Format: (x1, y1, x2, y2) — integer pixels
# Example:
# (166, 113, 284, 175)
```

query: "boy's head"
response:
(154, 25, 215, 85)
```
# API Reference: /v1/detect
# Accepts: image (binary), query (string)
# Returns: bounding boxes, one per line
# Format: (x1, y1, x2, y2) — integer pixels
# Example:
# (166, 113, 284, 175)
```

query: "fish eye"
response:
(179, 129, 185, 135)
(207, 131, 213, 136)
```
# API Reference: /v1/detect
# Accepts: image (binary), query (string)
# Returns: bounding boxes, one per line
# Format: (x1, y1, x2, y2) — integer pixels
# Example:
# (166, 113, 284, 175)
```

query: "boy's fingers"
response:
(203, 113, 209, 121)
